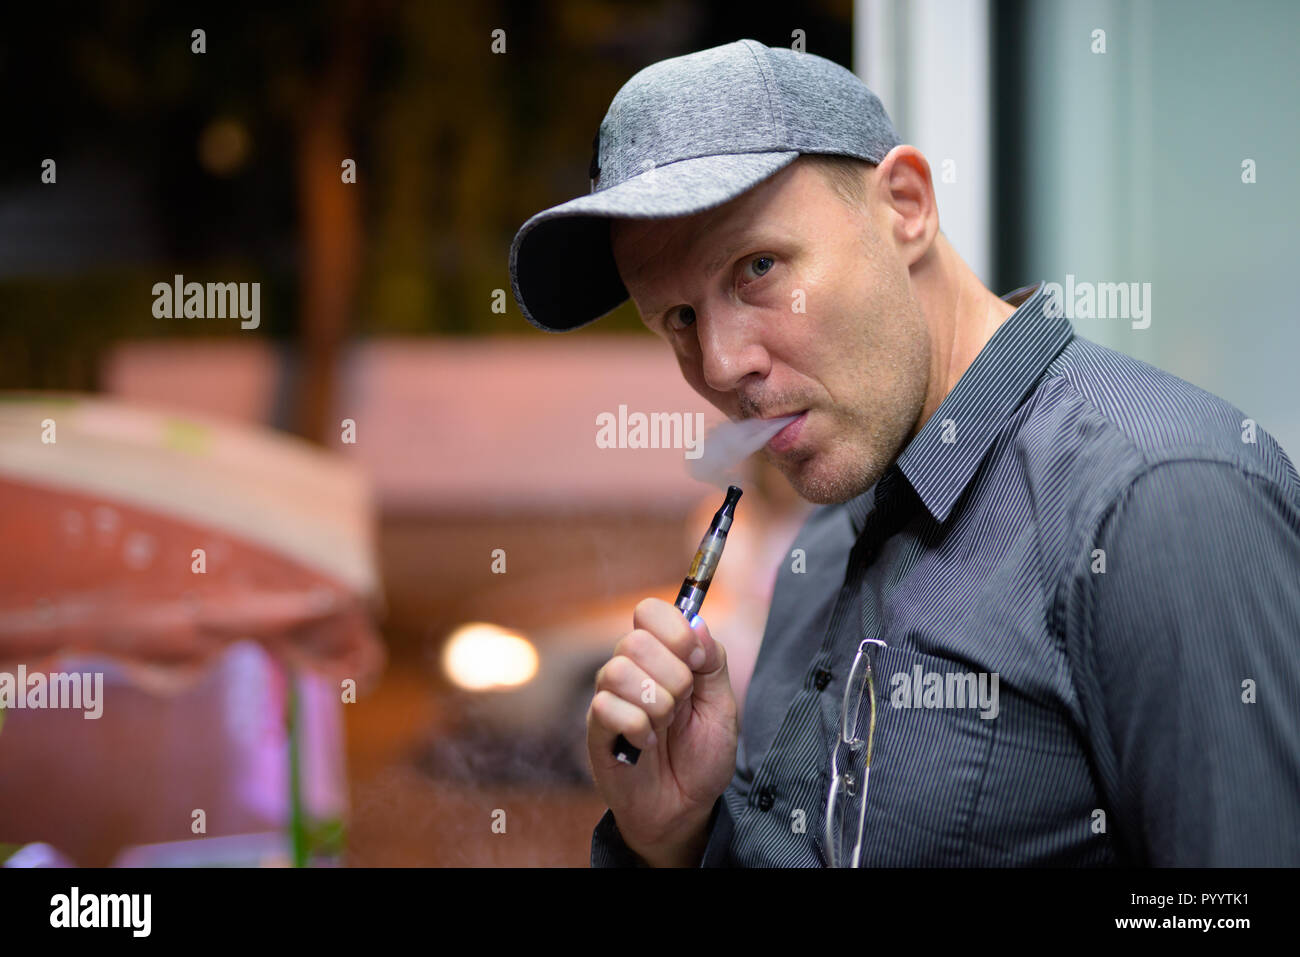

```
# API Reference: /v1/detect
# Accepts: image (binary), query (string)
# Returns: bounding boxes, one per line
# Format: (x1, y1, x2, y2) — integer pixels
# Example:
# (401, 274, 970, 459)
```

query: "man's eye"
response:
(743, 256, 775, 281)
(668, 305, 696, 330)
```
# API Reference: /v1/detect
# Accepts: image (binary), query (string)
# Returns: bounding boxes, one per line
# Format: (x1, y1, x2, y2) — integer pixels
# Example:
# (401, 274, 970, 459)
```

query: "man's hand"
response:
(586, 597, 739, 866)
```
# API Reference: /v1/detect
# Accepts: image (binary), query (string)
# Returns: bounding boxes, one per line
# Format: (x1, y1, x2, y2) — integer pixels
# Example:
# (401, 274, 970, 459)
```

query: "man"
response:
(508, 39, 1300, 866)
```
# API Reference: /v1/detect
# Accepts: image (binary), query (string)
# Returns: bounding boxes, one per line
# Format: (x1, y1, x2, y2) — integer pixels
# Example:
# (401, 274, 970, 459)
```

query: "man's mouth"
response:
(765, 410, 808, 454)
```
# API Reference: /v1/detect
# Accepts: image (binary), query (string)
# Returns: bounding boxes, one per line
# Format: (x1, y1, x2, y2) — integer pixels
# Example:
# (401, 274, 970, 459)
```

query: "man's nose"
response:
(696, 305, 769, 394)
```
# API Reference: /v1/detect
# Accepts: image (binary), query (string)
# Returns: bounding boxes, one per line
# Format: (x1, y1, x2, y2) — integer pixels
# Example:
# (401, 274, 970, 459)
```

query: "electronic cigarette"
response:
(613, 484, 742, 766)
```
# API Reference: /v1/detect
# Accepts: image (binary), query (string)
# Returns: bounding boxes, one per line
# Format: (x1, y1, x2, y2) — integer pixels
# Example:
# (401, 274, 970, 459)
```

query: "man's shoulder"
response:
(1007, 334, 1300, 576)
(1026, 334, 1298, 496)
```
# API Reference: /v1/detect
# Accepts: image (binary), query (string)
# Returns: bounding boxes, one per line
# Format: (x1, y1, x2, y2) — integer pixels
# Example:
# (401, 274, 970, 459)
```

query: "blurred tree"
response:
(0, 0, 851, 431)
(286, 2, 371, 444)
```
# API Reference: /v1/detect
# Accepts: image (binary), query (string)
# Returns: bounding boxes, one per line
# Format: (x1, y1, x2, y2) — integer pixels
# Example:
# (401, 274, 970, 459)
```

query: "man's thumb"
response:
(688, 614, 731, 699)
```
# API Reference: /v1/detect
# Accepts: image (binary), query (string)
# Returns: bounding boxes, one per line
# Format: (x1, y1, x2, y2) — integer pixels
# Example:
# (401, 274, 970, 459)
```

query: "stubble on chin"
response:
(768, 421, 896, 505)
(772, 361, 928, 506)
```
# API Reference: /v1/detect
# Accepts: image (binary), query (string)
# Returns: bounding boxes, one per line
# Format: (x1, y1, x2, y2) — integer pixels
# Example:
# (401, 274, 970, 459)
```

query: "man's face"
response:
(610, 157, 931, 505)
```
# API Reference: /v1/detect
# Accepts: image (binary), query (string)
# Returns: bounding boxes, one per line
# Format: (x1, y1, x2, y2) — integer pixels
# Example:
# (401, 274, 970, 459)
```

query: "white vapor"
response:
(688, 414, 799, 488)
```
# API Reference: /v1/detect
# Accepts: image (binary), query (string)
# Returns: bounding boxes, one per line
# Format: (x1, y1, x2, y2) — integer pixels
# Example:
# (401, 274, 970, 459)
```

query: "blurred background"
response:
(0, 0, 1295, 866)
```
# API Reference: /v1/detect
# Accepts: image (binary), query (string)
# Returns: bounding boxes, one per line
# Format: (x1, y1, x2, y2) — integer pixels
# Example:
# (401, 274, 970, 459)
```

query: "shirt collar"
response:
(846, 281, 1072, 535)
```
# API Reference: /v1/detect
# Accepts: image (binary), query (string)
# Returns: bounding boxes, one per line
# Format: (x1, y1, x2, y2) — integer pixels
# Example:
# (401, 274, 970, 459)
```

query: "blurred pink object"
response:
(0, 392, 385, 690)
(3, 842, 75, 867)
(0, 643, 346, 865)
(0, 392, 376, 864)
(104, 337, 727, 513)
(111, 831, 295, 868)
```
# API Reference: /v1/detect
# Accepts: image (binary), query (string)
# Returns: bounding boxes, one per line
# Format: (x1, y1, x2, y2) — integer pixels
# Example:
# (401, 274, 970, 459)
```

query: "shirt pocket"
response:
(856, 642, 999, 865)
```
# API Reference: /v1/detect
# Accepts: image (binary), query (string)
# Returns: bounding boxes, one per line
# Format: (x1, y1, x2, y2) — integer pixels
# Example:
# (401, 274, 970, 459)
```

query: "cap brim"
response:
(510, 150, 801, 332)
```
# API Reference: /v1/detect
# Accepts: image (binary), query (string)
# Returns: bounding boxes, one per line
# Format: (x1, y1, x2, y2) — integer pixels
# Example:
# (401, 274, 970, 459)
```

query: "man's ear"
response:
(874, 145, 939, 268)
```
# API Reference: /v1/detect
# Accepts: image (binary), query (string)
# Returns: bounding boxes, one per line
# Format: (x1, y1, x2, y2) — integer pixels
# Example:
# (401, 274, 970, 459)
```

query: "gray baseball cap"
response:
(508, 38, 901, 333)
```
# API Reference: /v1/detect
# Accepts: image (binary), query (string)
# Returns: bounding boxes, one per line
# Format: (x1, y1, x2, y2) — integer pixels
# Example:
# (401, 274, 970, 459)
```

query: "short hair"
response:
(800, 152, 875, 212)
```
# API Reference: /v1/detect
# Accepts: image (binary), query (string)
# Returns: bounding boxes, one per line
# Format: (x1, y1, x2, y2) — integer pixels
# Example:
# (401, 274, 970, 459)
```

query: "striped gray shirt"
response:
(593, 281, 1300, 866)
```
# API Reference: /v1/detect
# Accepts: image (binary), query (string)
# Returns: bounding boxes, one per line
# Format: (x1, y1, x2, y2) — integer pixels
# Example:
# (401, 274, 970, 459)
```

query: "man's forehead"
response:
(611, 202, 725, 255)
(610, 197, 762, 290)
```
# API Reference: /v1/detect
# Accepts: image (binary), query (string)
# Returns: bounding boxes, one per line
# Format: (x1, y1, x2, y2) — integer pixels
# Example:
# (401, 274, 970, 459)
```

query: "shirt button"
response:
(757, 787, 775, 812)
(813, 669, 832, 691)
